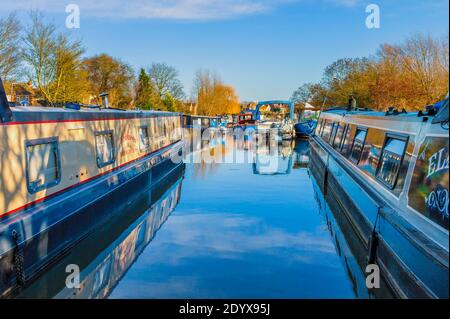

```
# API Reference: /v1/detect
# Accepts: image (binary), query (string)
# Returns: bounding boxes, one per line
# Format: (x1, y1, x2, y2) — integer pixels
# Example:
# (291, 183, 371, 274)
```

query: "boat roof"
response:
(4, 105, 181, 124)
(321, 107, 431, 122)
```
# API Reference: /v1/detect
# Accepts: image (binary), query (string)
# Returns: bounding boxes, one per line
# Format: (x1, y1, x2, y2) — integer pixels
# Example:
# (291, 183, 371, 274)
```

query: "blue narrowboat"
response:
(309, 99, 449, 298)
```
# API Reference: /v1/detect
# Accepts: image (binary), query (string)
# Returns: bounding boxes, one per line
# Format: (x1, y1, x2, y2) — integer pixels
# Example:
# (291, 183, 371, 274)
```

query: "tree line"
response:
(292, 34, 449, 111)
(0, 12, 240, 114)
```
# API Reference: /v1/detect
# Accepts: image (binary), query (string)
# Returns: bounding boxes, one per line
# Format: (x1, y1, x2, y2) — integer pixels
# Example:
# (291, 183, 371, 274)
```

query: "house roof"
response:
(3, 82, 34, 96)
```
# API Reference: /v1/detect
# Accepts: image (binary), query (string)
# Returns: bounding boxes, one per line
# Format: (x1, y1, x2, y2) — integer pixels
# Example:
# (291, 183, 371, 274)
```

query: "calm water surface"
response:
(109, 135, 357, 299)
(20, 133, 369, 299)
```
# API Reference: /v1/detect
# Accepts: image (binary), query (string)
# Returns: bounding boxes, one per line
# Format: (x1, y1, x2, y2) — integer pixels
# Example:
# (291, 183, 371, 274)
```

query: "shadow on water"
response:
(14, 130, 393, 298)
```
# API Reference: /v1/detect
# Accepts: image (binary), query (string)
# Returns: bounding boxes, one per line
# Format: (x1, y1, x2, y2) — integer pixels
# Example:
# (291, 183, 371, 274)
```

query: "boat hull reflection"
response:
(16, 163, 185, 299)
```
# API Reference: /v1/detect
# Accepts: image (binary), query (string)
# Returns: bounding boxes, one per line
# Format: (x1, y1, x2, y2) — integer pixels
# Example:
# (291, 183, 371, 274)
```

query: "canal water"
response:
(18, 131, 373, 299)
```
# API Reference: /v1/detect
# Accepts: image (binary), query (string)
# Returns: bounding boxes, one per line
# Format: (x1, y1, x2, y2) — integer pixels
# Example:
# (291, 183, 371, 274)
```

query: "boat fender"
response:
(11, 230, 25, 287)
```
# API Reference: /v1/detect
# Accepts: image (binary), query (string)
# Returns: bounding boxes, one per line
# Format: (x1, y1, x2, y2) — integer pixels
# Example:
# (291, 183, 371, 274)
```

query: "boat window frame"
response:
(375, 133, 409, 190)
(94, 130, 116, 168)
(314, 118, 322, 135)
(349, 126, 368, 164)
(329, 121, 339, 145)
(339, 124, 351, 153)
(334, 123, 347, 150)
(25, 137, 62, 194)
(319, 119, 327, 136)
(138, 125, 151, 152)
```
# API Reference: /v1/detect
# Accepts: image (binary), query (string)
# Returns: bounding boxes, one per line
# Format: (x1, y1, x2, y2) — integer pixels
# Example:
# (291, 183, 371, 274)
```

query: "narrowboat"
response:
(0, 78, 184, 297)
(309, 99, 449, 298)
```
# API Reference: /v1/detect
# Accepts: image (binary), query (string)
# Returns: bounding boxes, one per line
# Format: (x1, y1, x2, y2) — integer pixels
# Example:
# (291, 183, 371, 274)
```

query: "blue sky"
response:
(1, 0, 448, 101)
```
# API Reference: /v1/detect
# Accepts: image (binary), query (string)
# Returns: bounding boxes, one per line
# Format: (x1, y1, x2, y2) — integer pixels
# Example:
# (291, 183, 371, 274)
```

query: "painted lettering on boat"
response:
(427, 147, 449, 179)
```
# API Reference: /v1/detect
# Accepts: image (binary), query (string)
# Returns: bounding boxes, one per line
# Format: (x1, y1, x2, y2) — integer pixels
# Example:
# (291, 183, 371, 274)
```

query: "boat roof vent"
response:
(99, 92, 109, 109)
(385, 106, 407, 116)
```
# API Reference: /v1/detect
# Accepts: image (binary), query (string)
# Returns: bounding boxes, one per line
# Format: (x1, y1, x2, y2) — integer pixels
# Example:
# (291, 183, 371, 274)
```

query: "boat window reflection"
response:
(376, 137, 407, 189)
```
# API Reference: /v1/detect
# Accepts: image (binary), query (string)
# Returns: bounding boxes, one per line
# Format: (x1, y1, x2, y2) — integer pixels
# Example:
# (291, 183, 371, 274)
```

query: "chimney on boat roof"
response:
(99, 92, 109, 109)
(0, 77, 12, 123)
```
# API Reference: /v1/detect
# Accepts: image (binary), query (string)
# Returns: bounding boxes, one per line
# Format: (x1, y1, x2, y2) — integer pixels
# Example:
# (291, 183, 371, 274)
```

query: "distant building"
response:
(4, 81, 35, 106)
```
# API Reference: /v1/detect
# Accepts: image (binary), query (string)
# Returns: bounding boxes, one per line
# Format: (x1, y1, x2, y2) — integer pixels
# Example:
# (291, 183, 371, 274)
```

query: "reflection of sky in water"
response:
(110, 142, 355, 298)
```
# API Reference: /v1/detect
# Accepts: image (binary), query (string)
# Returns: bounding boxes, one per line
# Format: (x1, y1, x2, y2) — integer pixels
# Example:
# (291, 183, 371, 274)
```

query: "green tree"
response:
(135, 68, 153, 109)
(162, 92, 176, 112)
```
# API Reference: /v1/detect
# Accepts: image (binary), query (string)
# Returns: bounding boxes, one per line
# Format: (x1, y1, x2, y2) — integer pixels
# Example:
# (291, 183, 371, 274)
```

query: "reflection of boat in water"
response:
(252, 138, 310, 174)
(0, 78, 184, 297)
(293, 139, 310, 169)
(253, 140, 293, 175)
(17, 163, 185, 299)
(311, 176, 394, 298)
(309, 99, 449, 298)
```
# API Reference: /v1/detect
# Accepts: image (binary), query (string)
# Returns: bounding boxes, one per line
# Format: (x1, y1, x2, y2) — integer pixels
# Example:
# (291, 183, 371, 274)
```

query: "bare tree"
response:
(22, 12, 85, 105)
(147, 62, 184, 101)
(22, 12, 57, 104)
(400, 34, 442, 101)
(0, 13, 22, 81)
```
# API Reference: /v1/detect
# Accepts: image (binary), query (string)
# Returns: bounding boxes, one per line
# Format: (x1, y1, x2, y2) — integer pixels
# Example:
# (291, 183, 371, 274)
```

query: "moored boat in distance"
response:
(0, 77, 184, 297)
(294, 119, 316, 138)
(309, 99, 449, 298)
(254, 100, 295, 140)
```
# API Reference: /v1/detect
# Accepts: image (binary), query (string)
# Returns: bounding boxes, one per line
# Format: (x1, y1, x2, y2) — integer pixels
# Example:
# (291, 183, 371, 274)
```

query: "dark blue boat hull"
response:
(295, 120, 316, 137)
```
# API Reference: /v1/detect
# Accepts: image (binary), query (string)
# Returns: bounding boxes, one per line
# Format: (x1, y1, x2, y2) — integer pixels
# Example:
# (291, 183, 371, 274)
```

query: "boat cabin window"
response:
(25, 138, 61, 194)
(95, 131, 115, 168)
(319, 119, 327, 136)
(333, 123, 346, 150)
(340, 125, 353, 156)
(322, 121, 333, 141)
(138, 126, 150, 152)
(329, 122, 339, 144)
(349, 128, 367, 164)
(376, 135, 408, 189)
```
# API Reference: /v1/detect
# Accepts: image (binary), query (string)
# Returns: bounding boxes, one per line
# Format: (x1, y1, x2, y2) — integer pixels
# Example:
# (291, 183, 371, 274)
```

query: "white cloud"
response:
(1, 0, 360, 20)
(135, 212, 338, 267)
